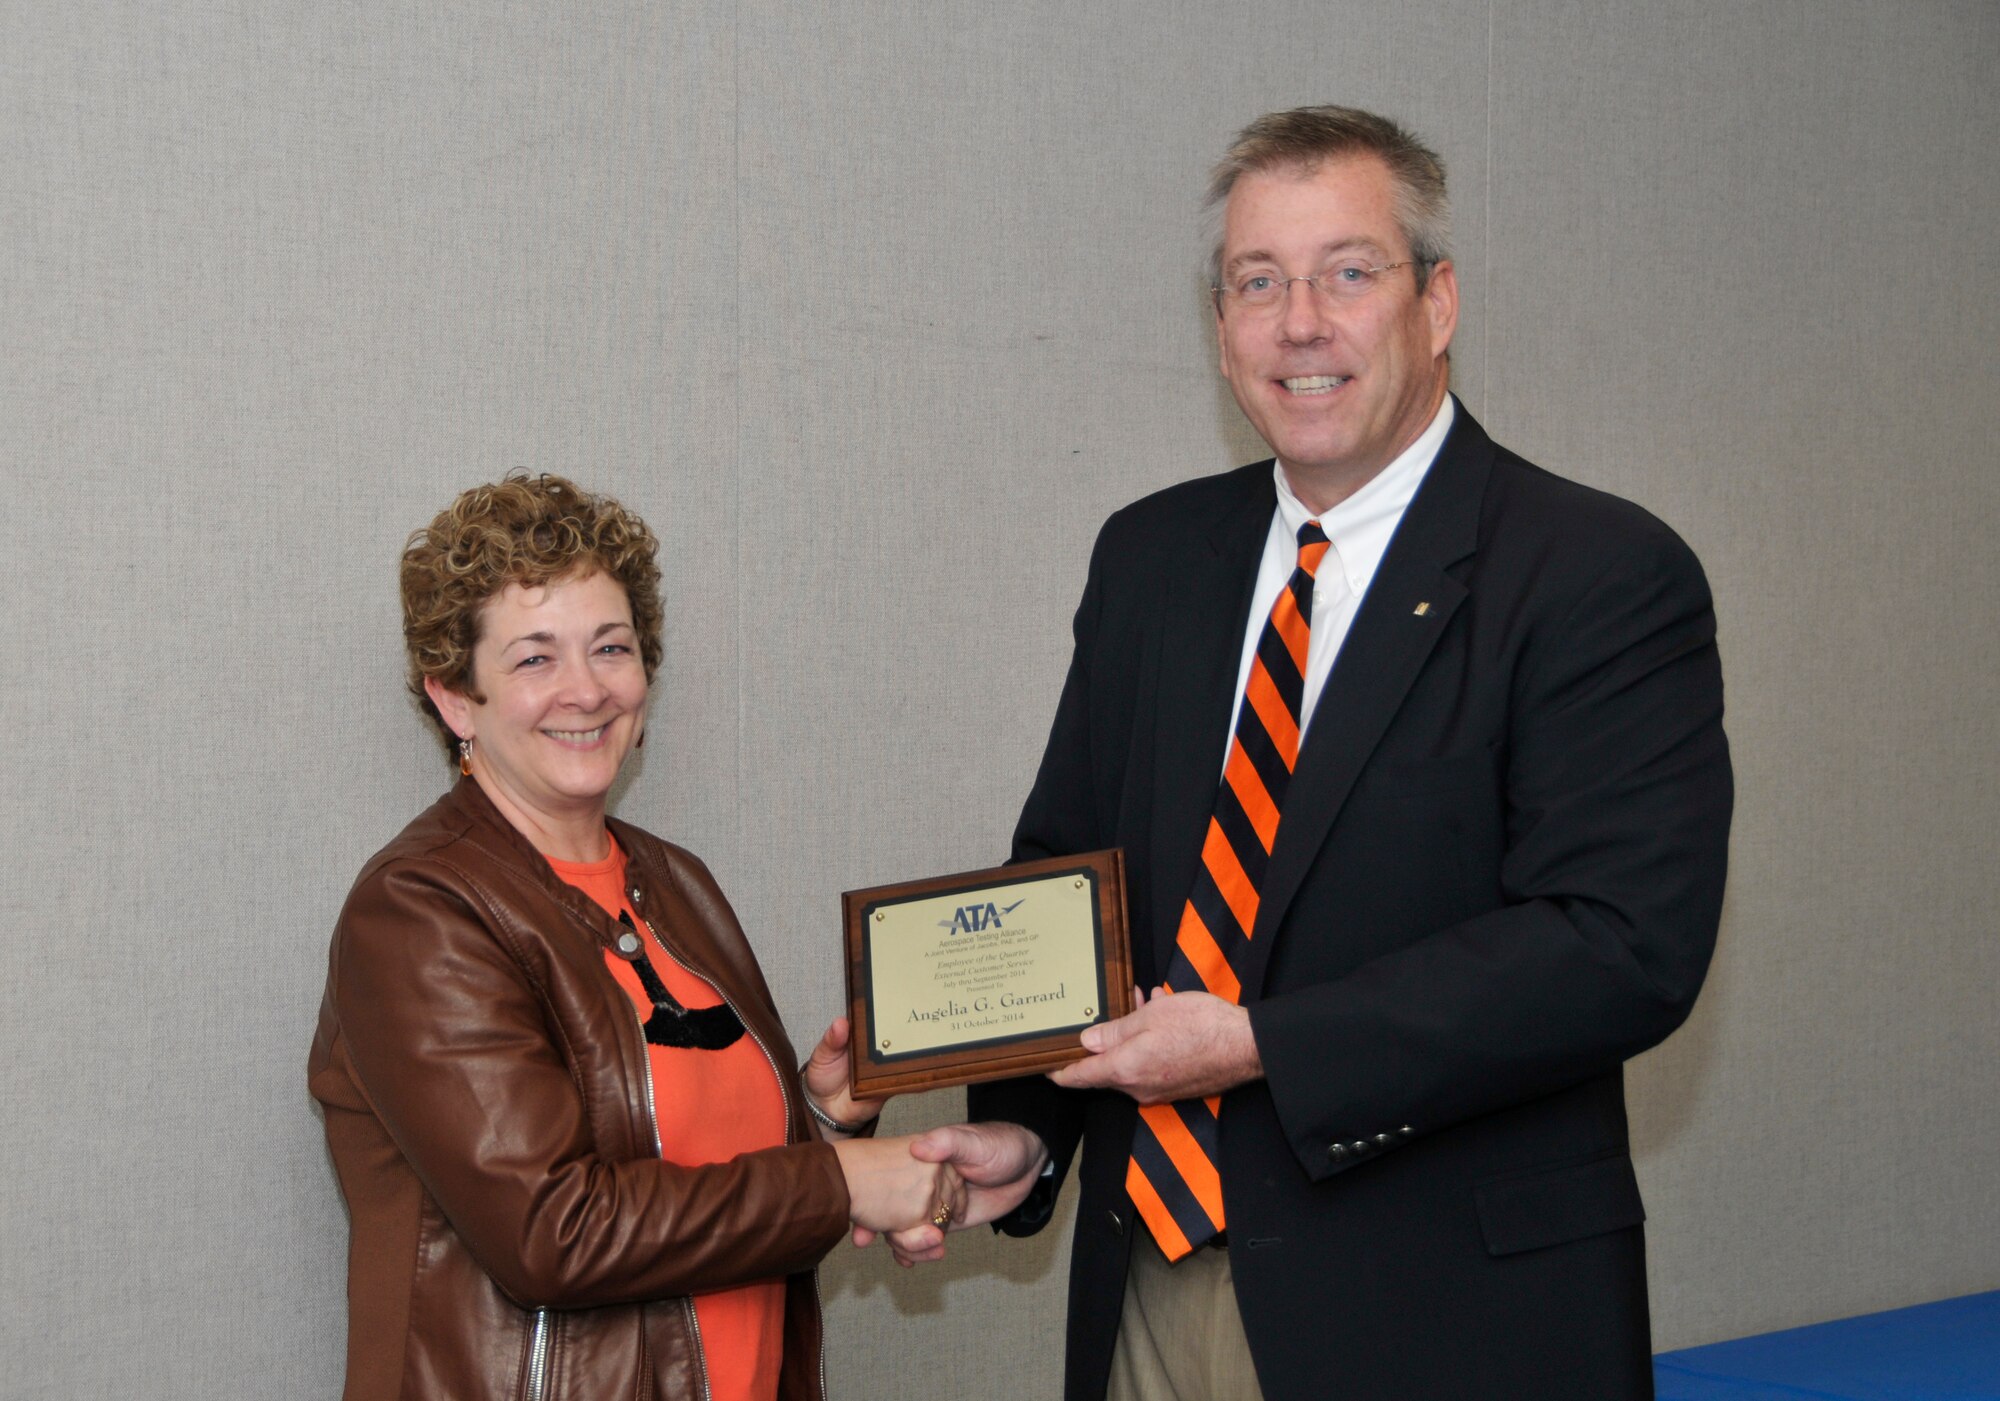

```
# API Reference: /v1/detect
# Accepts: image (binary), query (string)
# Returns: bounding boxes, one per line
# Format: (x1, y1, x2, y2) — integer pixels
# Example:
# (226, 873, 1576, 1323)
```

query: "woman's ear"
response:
(424, 675, 473, 740)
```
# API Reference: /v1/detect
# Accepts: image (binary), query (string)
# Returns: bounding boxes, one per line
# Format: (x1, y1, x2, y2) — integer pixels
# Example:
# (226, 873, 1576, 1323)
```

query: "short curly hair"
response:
(401, 472, 663, 758)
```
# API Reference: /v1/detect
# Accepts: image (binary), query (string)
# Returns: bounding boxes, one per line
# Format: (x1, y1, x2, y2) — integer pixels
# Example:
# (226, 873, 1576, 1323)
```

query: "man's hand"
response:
(856, 1121, 1050, 1265)
(1046, 987, 1263, 1103)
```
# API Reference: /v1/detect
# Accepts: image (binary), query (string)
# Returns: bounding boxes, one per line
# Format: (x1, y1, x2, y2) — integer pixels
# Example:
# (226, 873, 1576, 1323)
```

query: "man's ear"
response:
(1214, 299, 1233, 375)
(1422, 260, 1460, 359)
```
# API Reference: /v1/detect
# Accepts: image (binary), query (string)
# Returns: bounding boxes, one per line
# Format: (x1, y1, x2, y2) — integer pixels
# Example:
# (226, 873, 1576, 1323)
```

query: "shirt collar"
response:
(1273, 393, 1455, 590)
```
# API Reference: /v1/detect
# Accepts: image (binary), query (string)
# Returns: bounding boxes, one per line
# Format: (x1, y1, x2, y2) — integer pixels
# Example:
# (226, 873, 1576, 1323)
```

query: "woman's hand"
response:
(830, 1135, 965, 1238)
(801, 1016, 885, 1136)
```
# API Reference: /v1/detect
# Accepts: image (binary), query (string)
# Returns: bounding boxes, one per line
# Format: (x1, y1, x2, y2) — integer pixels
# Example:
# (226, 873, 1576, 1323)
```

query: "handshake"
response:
(805, 986, 1256, 1263)
(807, 1017, 1050, 1266)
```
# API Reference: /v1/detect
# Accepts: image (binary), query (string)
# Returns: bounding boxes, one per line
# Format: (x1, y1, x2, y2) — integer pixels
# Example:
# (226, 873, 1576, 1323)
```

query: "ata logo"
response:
(938, 898, 1025, 935)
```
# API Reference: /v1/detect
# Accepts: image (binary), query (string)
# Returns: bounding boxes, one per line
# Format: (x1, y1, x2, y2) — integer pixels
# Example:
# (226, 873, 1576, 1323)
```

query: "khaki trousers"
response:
(1107, 1227, 1267, 1401)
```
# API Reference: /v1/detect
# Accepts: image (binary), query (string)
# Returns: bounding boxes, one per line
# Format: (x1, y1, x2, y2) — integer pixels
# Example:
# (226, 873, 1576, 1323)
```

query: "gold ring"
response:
(931, 1201, 953, 1229)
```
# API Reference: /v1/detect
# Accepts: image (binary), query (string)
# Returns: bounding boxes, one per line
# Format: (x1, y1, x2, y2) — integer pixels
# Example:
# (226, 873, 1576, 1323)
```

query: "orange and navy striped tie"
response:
(1127, 519, 1330, 1260)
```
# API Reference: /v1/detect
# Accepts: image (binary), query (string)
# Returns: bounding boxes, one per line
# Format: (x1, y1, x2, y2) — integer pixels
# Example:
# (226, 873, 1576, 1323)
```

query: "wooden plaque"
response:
(842, 850, 1132, 1097)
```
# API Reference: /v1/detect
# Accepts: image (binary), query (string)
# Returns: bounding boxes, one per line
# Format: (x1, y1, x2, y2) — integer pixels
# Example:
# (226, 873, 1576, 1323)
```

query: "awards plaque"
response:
(843, 850, 1132, 1097)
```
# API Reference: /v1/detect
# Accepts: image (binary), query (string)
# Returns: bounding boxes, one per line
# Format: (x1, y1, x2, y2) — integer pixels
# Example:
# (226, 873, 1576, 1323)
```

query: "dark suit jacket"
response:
(969, 403, 1732, 1401)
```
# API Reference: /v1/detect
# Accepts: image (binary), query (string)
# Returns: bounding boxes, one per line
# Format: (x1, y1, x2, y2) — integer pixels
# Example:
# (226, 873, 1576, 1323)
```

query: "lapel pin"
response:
(1413, 601, 1431, 616)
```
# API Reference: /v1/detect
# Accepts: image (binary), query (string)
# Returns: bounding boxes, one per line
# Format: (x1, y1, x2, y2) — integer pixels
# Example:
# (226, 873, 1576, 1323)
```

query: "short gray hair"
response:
(1204, 105, 1452, 293)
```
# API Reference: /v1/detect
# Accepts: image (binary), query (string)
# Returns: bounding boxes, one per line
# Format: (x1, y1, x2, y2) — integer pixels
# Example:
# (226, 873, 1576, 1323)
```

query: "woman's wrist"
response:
(805, 1096, 872, 1137)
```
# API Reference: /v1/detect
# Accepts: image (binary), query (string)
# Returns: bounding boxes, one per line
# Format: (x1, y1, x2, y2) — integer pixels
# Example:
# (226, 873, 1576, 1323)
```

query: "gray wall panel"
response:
(1487, 0, 2000, 1347)
(2, 0, 1993, 1394)
(1, 3, 738, 1393)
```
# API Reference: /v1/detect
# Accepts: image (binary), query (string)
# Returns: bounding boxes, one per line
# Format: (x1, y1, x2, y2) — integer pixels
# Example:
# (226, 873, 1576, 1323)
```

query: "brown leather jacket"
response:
(309, 779, 847, 1401)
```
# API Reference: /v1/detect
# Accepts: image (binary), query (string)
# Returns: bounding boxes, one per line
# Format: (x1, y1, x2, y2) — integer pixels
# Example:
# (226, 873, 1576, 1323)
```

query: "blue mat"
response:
(1654, 1291, 2000, 1399)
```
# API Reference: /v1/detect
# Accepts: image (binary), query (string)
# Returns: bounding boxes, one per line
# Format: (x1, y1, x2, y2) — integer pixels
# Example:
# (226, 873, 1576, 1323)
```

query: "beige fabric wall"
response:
(3, 2, 1994, 1395)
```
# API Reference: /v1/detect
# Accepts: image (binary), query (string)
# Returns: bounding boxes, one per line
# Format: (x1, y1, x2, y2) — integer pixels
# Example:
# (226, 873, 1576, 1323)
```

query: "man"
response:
(889, 106, 1732, 1400)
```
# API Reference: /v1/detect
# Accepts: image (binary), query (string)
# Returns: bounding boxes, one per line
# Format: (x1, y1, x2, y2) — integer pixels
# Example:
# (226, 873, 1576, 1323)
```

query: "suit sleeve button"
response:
(1350, 1141, 1369, 1154)
(1399, 1125, 1415, 1136)
(1328, 1144, 1348, 1162)
(1375, 1133, 1395, 1146)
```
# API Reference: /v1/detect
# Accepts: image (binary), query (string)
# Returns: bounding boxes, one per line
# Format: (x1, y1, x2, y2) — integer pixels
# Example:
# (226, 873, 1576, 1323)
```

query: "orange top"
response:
(547, 839, 788, 1401)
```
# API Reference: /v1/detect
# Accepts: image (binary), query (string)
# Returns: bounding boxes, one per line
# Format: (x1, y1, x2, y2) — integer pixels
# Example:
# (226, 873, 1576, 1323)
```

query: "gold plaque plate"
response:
(842, 850, 1133, 1097)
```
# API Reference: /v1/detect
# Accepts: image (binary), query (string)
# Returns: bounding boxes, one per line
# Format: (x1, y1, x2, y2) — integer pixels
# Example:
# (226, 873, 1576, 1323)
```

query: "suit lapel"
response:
(1145, 467, 1276, 982)
(1236, 405, 1493, 998)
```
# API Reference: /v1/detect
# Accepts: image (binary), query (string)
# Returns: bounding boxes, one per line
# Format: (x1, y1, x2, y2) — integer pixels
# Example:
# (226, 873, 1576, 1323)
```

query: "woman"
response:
(309, 473, 957, 1401)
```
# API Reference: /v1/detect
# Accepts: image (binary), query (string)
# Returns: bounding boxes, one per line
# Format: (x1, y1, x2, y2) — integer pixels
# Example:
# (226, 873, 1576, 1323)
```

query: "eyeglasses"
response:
(1212, 260, 1423, 313)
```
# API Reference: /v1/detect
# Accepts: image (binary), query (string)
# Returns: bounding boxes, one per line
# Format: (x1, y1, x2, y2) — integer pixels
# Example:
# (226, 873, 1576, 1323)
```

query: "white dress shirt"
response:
(1221, 394, 1456, 773)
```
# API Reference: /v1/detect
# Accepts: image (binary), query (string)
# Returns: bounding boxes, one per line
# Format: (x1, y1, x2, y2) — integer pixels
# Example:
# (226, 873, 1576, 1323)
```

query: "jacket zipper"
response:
(629, 999, 712, 1401)
(525, 1308, 551, 1401)
(638, 916, 793, 1141)
(680, 1297, 714, 1401)
(638, 914, 806, 1399)
(632, 922, 718, 1401)
(812, 1268, 829, 1401)
(634, 995, 663, 1157)
(625, 984, 709, 1401)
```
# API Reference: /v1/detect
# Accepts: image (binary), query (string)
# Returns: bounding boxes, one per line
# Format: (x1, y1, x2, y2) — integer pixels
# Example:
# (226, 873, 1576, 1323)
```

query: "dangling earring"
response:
(459, 737, 474, 776)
